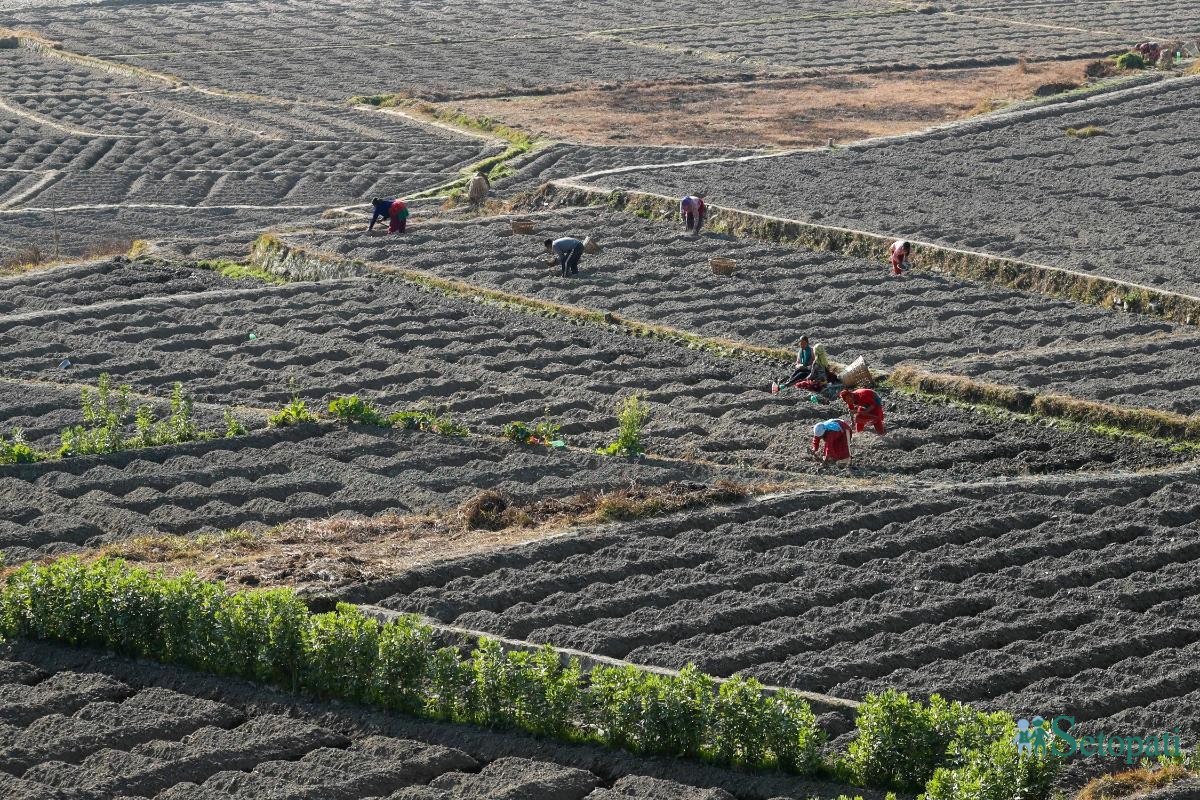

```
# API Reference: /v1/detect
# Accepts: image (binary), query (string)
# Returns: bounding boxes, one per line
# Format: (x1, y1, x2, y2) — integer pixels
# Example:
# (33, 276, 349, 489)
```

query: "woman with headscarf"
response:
(812, 418, 853, 466)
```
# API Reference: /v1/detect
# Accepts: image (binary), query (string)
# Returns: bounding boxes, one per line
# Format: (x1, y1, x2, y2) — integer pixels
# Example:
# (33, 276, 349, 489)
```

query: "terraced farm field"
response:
(0, 45, 499, 261)
(0, 420, 743, 565)
(284, 210, 1200, 415)
(4, 1, 1200, 798)
(583, 76, 1200, 296)
(379, 465, 1200, 742)
(4, 0, 1183, 101)
(1, 642, 847, 800)
(2, 259, 1179, 479)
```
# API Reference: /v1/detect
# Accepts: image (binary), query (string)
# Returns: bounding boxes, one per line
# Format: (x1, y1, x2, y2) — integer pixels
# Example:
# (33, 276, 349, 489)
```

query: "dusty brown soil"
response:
(450, 61, 1095, 148)
(86, 481, 786, 593)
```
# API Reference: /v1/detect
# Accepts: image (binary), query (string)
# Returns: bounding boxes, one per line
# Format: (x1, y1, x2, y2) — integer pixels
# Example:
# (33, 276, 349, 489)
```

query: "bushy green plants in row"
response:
(0, 557, 825, 775)
(0, 429, 47, 464)
(0, 558, 1058, 798)
(2, 376, 254, 467)
(325, 394, 469, 437)
(842, 689, 1058, 800)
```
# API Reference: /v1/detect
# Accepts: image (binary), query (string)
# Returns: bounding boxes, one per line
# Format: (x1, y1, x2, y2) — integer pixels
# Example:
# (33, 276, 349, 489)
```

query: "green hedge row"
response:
(0, 557, 1057, 798)
(0, 558, 821, 772)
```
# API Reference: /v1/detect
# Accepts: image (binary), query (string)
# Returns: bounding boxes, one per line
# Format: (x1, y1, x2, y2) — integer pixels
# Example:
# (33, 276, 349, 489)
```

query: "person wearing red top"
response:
(812, 419, 853, 465)
(889, 240, 911, 275)
(840, 388, 885, 435)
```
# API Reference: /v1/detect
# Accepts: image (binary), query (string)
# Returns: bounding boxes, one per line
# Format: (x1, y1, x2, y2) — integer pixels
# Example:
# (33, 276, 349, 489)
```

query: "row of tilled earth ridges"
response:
(284, 210, 1200, 415)
(378, 467, 1200, 743)
(0, 646, 765, 800)
(0, 261, 1181, 477)
(585, 77, 1200, 297)
(0, 45, 501, 256)
(0, 418, 739, 565)
(7, 0, 1191, 100)
(495, 144, 761, 194)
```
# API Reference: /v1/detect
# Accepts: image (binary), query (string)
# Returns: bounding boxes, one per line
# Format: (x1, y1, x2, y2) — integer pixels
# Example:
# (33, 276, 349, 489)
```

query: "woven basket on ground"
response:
(710, 257, 737, 276)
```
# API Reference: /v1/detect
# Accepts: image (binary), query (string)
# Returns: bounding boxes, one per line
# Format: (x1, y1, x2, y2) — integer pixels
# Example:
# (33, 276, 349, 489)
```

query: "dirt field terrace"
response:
(3, 1, 1200, 798)
(586, 76, 1200, 296)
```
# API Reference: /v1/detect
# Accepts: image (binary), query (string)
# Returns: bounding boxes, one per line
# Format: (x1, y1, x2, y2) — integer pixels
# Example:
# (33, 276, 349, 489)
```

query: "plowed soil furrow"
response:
(281, 208, 1200, 417)
(382, 467, 1200, 741)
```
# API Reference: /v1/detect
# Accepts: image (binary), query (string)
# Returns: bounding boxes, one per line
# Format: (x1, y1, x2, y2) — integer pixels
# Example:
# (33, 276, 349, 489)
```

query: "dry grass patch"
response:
(81, 481, 778, 592)
(1075, 764, 1192, 799)
(448, 60, 1093, 147)
(1, 239, 133, 277)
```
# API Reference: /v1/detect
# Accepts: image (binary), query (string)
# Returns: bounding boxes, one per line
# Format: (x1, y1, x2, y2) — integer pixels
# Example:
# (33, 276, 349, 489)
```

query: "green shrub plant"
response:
(0, 558, 1056, 799)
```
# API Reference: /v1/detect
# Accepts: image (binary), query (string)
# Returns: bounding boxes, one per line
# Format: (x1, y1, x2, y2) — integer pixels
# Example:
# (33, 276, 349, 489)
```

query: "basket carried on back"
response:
(710, 257, 737, 276)
(511, 219, 535, 235)
(839, 356, 872, 388)
(583, 236, 601, 255)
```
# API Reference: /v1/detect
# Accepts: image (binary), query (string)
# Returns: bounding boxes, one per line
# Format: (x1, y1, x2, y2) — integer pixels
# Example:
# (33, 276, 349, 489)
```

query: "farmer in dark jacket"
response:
(368, 197, 409, 234)
(545, 237, 584, 277)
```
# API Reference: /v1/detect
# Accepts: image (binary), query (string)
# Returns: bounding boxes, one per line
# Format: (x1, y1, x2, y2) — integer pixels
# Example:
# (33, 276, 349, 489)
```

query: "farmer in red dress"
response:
(812, 419, 853, 466)
(841, 388, 885, 435)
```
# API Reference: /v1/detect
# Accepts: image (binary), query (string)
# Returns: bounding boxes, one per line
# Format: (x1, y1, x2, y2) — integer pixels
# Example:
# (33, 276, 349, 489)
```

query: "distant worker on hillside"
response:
(369, 197, 410, 234)
(812, 418, 853, 468)
(889, 240, 912, 275)
(680, 193, 707, 235)
(545, 237, 585, 277)
(840, 387, 886, 435)
(467, 170, 490, 207)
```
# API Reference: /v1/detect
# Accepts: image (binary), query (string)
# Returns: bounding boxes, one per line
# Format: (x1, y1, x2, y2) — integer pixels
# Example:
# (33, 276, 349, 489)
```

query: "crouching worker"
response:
(545, 237, 585, 277)
(889, 240, 912, 275)
(841, 387, 885, 434)
(369, 197, 409, 234)
(680, 194, 707, 234)
(467, 169, 490, 206)
(812, 419, 853, 467)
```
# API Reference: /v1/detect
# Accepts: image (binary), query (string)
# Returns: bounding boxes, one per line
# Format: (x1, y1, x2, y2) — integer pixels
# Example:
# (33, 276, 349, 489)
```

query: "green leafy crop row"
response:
(1, 374, 247, 465)
(325, 394, 469, 437)
(0, 557, 1058, 799)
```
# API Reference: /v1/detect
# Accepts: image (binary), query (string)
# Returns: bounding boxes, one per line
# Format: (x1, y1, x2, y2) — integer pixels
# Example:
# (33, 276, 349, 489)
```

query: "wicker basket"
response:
(511, 219, 535, 235)
(710, 257, 737, 276)
(583, 236, 601, 255)
(839, 356, 872, 388)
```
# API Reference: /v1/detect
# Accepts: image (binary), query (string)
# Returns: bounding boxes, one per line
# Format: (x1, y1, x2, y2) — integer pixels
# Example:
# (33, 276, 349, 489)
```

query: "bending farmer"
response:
(369, 197, 409, 234)
(680, 194, 707, 234)
(840, 388, 885, 434)
(812, 419, 853, 467)
(889, 240, 912, 275)
(467, 170, 490, 206)
(545, 237, 585, 277)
